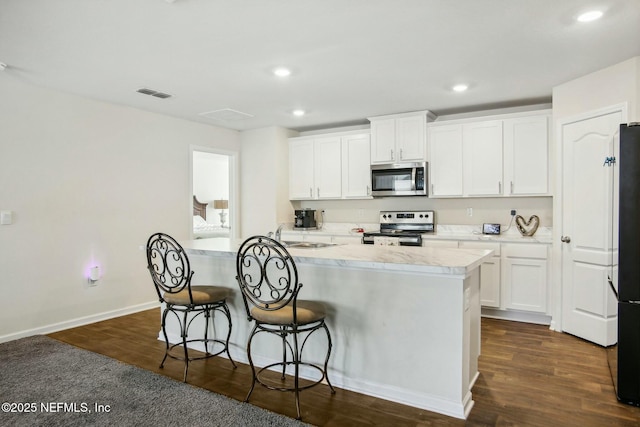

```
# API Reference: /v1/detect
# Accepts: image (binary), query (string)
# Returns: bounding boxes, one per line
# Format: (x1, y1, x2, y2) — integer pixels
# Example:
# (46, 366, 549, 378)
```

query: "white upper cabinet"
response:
(289, 139, 316, 199)
(314, 136, 343, 199)
(342, 134, 372, 198)
(463, 120, 503, 196)
(503, 116, 549, 195)
(289, 132, 371, 200)
(370, 118, 396, 163)
(369, 111, 434, 164)
(428, 124, 464, 197)
(427, 111, 550, 198)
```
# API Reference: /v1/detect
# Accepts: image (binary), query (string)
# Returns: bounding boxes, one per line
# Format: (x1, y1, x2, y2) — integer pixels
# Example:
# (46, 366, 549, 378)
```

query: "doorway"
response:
(191, 147, 238, 239)
(557, 104, 626, 346)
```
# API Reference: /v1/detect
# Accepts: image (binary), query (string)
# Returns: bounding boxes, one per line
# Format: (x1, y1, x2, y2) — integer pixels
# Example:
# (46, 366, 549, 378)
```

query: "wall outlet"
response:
(510, 209, 517, 216)
(467, 207, 473, 217)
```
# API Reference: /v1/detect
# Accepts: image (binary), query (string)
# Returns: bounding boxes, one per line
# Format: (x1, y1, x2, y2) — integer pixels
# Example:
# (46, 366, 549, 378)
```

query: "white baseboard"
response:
(481, 307, 552, 325)
(161, 332, 471, 420)
(0, 301, 160, 344)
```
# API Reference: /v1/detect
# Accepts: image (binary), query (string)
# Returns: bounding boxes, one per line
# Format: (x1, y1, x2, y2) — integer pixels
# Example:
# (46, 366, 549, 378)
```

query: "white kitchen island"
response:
(172, 238, 492, 419)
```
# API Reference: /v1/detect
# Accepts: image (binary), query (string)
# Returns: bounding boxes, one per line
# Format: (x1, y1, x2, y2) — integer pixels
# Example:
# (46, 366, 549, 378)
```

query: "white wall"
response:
(240, 126, 297, 237)
(0, 77, 240, 341)
(553, 56, 640, 122)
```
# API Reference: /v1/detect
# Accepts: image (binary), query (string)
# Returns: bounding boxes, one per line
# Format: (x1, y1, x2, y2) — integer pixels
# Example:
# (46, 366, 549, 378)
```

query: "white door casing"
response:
(559, 105, 625, 346)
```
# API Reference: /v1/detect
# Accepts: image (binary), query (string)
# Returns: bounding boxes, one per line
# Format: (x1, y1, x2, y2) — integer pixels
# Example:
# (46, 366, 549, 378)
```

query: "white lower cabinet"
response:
(459, 241, 501, 308)
(502, 244, 548, 313)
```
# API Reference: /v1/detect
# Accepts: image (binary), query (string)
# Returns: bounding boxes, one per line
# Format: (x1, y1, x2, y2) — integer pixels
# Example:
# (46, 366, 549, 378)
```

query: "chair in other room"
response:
(146, 232, 236, 382)
(235, 235, 335, 420)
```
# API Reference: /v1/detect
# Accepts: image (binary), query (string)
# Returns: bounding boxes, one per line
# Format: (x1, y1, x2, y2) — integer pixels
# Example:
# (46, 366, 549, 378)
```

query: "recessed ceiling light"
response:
(292, 109, 305, 117)
(577, 10, 603, 22)
(273, 67, 291, 77)
(452, 84, 468, 92)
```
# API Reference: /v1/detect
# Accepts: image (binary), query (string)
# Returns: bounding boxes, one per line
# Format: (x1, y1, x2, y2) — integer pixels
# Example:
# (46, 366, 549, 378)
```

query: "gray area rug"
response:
(0, 335, 308, 427)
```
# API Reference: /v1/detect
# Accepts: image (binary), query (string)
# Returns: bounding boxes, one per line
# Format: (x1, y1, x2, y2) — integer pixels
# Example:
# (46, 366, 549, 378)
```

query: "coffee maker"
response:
(294, 209, 317, 229)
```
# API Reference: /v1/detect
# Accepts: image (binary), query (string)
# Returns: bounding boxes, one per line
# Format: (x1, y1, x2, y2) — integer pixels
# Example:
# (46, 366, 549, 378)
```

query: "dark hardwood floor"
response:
(48, 309, 640, 426)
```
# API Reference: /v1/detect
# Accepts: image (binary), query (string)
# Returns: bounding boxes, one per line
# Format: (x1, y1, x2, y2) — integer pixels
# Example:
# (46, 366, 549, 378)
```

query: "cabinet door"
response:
(503, 244, 548, 313)
(460, 241, 501, 308)
(289, 139, 315, 199)
(314, 136, 342, 199)
(428, 124, 464, 197)
(396, 115, 425, 161)
(463, 120, 503, 196)
(370, 118, 396, 163)
(342, 134, 372, 198)
(504, 116, 549, 195)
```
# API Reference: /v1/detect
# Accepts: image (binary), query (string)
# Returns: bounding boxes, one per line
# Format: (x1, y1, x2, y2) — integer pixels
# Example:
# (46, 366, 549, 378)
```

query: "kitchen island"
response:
(169, 238, 492, 419)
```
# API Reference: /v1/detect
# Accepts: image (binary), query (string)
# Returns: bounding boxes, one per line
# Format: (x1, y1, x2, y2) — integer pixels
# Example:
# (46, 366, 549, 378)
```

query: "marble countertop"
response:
(183, 238, 493, 277)
(280, 222, 552, 244)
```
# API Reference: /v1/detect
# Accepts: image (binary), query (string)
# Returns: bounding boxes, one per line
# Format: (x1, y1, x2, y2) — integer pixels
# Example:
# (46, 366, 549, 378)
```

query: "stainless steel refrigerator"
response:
(610, 122, 640, 406)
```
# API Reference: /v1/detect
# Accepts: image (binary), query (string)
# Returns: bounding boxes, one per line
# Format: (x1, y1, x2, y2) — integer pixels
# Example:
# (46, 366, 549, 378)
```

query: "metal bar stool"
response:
(146, 232, 236, 382)
(235, 235, 335, 420)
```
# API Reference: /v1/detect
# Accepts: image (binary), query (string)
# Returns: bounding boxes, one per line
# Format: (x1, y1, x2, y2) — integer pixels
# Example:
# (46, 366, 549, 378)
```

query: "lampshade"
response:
(213, 199, 228, 210)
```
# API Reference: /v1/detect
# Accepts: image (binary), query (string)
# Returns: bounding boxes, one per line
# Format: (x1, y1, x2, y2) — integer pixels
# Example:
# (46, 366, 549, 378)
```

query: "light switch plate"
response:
(0, 211, 12, 225)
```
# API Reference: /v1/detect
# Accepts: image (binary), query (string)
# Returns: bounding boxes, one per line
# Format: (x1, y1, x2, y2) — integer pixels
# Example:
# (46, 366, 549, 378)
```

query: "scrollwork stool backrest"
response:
(235, 236, 300, 319)
(146, 232, 193, 302)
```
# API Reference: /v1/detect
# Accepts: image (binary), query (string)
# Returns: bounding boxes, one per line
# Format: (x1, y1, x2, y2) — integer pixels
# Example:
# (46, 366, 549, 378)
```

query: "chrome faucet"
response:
(274, 223, 284, 242)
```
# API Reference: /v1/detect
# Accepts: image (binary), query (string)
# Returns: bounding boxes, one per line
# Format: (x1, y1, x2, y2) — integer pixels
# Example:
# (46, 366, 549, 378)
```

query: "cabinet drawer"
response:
(459, 241, 501, 256)
(502, 243, 547, 259)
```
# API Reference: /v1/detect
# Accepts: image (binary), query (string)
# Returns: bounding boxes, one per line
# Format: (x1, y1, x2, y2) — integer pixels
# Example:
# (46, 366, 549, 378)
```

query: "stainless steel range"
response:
(362, 210, 435, 246)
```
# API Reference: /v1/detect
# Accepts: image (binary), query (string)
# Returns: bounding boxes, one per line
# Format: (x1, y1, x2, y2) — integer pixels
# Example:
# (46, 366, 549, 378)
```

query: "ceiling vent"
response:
(199, 108, 254, 121)
(136, 88, 172, 99)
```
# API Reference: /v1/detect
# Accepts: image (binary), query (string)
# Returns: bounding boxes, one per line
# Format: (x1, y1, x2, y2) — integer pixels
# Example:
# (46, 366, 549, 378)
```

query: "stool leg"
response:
(203, 306, 211, 355)
(159, 307, 171, 369)
(244, 322, 259, 403)
(222, 303, 237, 368)
(322, 322, 336, 394)
(181, 309, 190, 382)
(280, 326, 287, 380)
(293, 328, 301, 420)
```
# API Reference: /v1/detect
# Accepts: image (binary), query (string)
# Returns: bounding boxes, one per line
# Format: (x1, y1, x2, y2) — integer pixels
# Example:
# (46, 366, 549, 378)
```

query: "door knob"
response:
(561, 236, 571, 243)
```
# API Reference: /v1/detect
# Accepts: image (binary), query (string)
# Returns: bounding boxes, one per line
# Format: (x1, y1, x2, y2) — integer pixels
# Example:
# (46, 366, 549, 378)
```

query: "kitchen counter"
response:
(165, 238, 491, 419)
(184, 237, 493, 277)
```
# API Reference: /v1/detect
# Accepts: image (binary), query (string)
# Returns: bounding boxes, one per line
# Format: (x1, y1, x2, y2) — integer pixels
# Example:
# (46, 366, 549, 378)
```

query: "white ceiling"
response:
(1, 0, 639, 132)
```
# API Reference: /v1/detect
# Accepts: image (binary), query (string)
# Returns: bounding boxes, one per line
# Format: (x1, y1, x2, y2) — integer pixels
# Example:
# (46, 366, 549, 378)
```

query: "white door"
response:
(560, 108, 623, 346)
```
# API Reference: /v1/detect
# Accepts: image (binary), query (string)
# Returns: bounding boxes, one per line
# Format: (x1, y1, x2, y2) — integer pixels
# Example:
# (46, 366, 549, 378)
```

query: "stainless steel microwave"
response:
(370, 162, 428, 197)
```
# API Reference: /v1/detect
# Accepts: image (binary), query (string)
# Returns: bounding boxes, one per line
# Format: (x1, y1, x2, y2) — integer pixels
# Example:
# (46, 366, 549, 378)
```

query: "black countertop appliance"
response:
(294, 209, 317, 230)
(610, 122, 640, 407)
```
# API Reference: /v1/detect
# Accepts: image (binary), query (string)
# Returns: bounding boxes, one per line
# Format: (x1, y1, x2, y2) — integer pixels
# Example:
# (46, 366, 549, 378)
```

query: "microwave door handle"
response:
(411, 168, 416, 191)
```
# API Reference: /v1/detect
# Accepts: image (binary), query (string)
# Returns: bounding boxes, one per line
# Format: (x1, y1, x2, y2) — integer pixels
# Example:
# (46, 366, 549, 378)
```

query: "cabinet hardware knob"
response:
(561, 236, 571, 243)
(400, 148, 403, 160)
(390, 149, 394, 160)
(309, 187, 312, 197)
(498, 181, 502, 193)
(317, 187, 320, 198)
(510, 181, 514, 194)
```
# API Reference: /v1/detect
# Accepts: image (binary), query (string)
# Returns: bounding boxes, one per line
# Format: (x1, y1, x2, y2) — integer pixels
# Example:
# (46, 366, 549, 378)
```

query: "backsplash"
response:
(293, 196, 553, 228)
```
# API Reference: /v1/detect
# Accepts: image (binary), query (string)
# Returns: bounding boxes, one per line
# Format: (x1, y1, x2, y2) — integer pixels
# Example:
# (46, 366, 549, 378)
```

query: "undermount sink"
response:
(280, 241, 336, 249)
